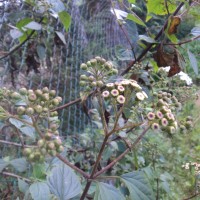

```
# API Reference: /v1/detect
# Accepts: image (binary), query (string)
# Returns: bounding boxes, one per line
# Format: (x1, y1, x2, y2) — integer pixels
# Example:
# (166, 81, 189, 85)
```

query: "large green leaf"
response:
(29, 182, 50, 200)
(126, 13, 146, 27)
(147, 0, 176, 15)
(10, 158, 28, 172)
(187, 49, 198, 75)
(9, 117, 35, 139)
(32, 163, 47, 180)
(120, 171, 155, 200)
(24, 21, 42, 30)
(58, 11, 71, 32)
(0, 159, 9, 172)
(47, 163, 81, 200)
(18, 178, 29, 194)
(47, 0, 65, 13)
(94, 182, 125, 200)
(115, 45, 133, 61)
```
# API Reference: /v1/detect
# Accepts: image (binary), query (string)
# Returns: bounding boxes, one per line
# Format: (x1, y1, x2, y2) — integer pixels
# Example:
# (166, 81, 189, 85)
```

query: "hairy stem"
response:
(1, 171, 31, 183)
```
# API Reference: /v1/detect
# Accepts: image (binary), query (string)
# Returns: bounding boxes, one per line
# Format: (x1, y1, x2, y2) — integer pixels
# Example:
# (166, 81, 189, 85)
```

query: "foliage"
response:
(0, 0, 200, 200)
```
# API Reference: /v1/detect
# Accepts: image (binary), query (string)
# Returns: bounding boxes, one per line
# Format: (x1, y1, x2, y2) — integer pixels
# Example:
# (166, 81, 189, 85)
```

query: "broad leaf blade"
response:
(0, 159, 9, 172)
(18, 178, 29, 194)
(58, 11, 71, 32)
(9, 117, 35, 139)
(94, 182, 125, 200)
(29, 182, 50, 200)
(120, 171, 155, 200)
(55, 31, 67, 45)
(47, 163, 81, 200)
(10, 158, 28, 172)
(25, 21, 42, 30)
(126, 13, 146, 27)
(187, 49, 198, 75)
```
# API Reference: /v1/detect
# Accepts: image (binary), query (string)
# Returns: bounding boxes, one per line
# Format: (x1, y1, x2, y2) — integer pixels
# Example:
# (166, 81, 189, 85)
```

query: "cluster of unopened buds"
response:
(182, 162, 200, 175)
(180, 116, 194, 133)
(80, 57, 118, 91)
(8, 87, 62, 117)
(102, 79, 148, 104)
(147, 91, 180, 134)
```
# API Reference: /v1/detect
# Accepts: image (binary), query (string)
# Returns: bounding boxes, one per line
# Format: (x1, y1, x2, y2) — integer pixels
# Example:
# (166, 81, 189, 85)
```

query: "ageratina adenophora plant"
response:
(0, 55, 197, 200)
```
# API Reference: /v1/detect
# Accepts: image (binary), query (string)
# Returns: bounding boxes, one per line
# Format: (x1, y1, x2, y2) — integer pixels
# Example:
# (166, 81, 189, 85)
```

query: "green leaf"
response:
(120, 171, 155, 200)
(0, 159, 9, 172)
(18, 178, 29, 194)
(187, 49, 198, 75)
(37, 44, 46, 60)
(24, 21, 42, 30)
(10, 29, 23, 39)
(115, 45, 133, 61)
(58, 11, 71, 32)
(10, 158, 28, 172)
(94, 182, 125, 200)
(147, 0, 176, 15)
(47, 163, 81, 200)
(9, 117, 35, 139)
(29, 182, 50, 200)
(47, 0, 65, 13)
(16, 18, 32, 31)
(55, 31, 67, 45)
(126, 13, 146, 27)
(128, 0, 136, 3)
(139, 35, 156, 43)
(32, 163, 46, 180)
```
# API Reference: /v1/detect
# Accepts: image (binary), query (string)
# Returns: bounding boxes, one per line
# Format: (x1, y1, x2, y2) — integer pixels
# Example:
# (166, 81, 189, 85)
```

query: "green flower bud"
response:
(42, 93, 49, 101)
(28, 93, 37, 102)
(11, 92, 21, 100)
(48, 150, 57, 156)
(186, 116, 193, 122)
(23, 148, 32, 156)
(50, 123, 58, 131)
(35, 89, 43, 97)
(91, 81, 97, 87)
(54, 138, 62, 147)
(43, 107, 49, 112)
(28, 153, 35, 161)
(57, 145, 64, 153)
(80, 74, 88, 80)
(52, 98, 60, 106)
(86, 61, 92, 67)
(40, 148, 47, 155)
(37, 139, 45, 147)
(80, 63, 87, 70)
(112, 69, 118, 75)
(17, 106, 26, 115)
(26, 107, 34, 115)
(49, 90, 56, 97)
(42, 87, 49, 93)
(88, 76, 95, 82)
(96, 81, 104, 87)
(90, 58, 97, 66)
(34, 105, 43, 113)
(19, 88, 28, 95)
(45, 132, 52, 140)
(56, 96, 62, 103)
(80, 81, 86, 87)
(47, 142, 55, 150)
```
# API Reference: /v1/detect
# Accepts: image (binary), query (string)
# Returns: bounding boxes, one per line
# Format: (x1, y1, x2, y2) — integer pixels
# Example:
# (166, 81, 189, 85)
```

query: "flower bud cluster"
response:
(179, 116, 193, 133)
(148, 91, 180, 134)
(80, 57, 118, 91)
(182, 162, 200, 175)
(23, 133, 64, 163)
(102, 79, 148, 105)
(10, 87, 62, 117)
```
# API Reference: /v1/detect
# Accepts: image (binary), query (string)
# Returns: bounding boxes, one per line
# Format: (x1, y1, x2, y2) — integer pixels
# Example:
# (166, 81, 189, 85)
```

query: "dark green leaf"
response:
(10, 158, 28, 172)
(187, 49, 198, 75)
(29, 182, 50, 200)
(94, 182, 125, 200)
(47, 163, 81, 200)
(58, 11, 71, 32)
(18, 179, 29, 194)
(120, 171, 155, 200)
(126, 13, 146, 27)
(16, 18, 32, 31)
